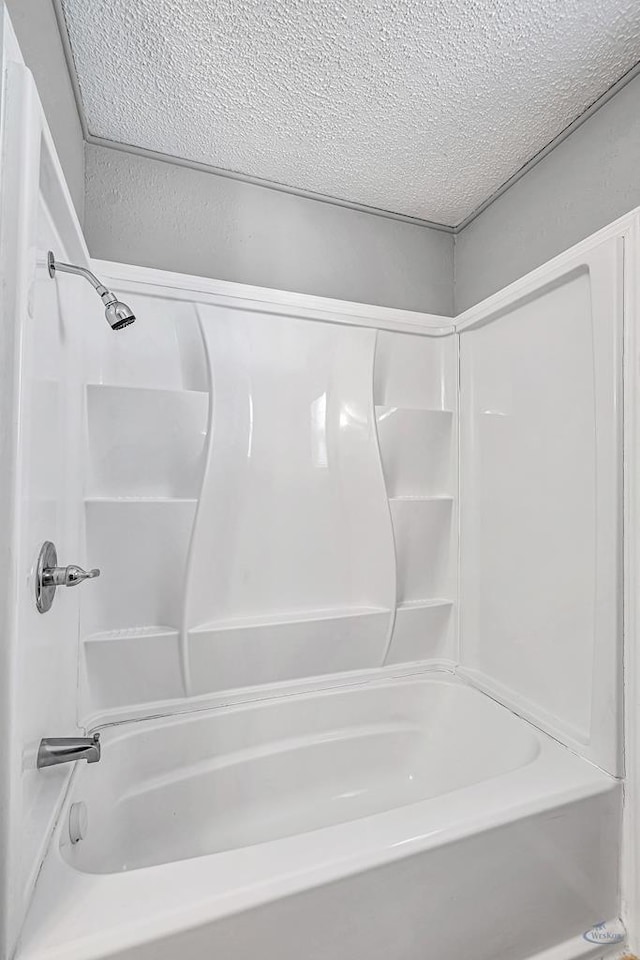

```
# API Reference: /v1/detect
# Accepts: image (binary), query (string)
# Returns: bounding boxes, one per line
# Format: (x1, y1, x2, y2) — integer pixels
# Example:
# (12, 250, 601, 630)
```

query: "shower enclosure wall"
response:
(0, 18, 635, 960)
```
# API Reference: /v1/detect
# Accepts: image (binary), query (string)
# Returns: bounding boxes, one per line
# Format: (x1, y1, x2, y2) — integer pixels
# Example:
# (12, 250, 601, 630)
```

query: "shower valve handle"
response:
(35, 541, 100, 614)
(42, 564, 101, 588)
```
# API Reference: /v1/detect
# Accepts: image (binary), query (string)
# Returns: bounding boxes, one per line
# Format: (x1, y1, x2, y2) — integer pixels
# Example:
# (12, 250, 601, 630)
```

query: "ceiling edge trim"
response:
(51, 0, 640, 237)
(84, 134, 457, 232)
(52, 0, 89, 142)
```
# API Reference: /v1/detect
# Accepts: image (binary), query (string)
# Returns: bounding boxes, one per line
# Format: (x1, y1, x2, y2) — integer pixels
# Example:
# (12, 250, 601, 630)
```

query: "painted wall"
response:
(84, 144, 454, 315)
(5, 4, 452, 315)
(5, 0, 84, 223)
(79, 65, 640, 317)
(10, 1, 640, 319)
(454, 72, 640, 312)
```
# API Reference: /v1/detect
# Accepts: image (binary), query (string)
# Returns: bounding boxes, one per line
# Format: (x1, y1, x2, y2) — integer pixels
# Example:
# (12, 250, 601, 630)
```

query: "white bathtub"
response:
(17, 674, 621, 960)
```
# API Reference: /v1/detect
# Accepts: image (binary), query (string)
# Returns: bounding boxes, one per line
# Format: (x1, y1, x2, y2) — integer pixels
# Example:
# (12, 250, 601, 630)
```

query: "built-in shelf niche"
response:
(84, 628, 184, 709)
(387, 601, 453, 665)
(374, 331, 455, 411)
(390, 498, 453, 601)
(374, 330, 457, 665)
(376, 407, 453, 498)
(84, 499, 197, 636)
(86, 384, 208, 499)
(83, 295, 208, 393)
(82, 353, 209, 713)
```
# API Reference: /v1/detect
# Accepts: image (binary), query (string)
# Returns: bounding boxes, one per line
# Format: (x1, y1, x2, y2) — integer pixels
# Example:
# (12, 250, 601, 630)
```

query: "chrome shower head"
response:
(47, 251, 136, 331)
(103, 296, 136, 331)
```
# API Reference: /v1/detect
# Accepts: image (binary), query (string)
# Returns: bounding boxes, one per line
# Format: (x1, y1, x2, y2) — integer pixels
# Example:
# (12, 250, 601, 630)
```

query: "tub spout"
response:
(37, 733, 101, 768)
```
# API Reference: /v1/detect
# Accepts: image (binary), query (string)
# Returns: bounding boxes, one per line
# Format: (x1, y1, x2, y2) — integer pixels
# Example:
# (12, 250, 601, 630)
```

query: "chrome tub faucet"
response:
(37, 733, 101, 769)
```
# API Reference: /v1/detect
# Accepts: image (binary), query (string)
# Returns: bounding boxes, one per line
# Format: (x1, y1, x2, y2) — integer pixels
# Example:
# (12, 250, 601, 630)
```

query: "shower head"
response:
(103, 296, 136, 331)
(47, 252, 136, 331)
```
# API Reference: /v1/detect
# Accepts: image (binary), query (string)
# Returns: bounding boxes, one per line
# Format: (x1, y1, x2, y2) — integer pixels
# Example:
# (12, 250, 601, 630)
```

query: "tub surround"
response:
(77, 284, 458, 721)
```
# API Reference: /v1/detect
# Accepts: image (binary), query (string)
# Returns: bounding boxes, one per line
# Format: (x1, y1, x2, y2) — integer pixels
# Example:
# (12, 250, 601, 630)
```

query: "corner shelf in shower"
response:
(373, 331, 457, 666)
(373, 332, 457, 410)
(375, 405, 453, 414)
(386, 599, 454, 666)
(83, 379, 206, 649)
(388, 495, 454, 502)
(375, 406, 453, 498)
(84, 498, 197, 639)
(396, 598, 453, 610)
(85, 625, 179, 642)
(83, 625, 185, 709)
(375, 406, 453, 415)
(85, 383, 208, 399)
(86, 382, 208, 500)
(390, 497, 454, 599)
(85, 497, 198, 504)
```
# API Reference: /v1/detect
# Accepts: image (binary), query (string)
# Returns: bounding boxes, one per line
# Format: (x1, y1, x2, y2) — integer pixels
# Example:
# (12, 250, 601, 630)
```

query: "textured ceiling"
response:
(60, 0, 640, 226)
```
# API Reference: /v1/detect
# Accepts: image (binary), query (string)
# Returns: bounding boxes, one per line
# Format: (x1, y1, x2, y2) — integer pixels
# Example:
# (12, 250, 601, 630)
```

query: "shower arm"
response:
(47, 250, 136, 331)
(47, 252, 116, 305)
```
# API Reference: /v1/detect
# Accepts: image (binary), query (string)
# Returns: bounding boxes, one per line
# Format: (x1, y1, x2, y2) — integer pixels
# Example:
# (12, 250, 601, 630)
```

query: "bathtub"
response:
(17, 673, 621, 960)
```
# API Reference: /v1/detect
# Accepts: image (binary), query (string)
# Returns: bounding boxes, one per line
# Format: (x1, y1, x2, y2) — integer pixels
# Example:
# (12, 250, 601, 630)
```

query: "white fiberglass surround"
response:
(459, 242, 623, 773)
(17, 676, 621, 960)
(69, 271, 458, 717)
(74, 233, 622, 780)
(0, 21, 634, 960)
